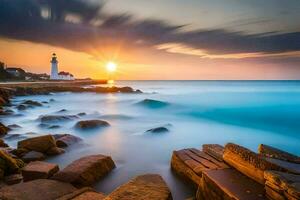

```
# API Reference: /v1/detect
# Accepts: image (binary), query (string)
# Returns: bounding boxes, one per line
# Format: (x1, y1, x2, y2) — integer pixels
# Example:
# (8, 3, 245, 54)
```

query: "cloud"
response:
(0, 0, 299, 59)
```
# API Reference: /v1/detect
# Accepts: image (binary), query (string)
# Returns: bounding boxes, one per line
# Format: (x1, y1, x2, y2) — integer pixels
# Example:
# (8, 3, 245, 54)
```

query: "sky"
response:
(0, 0, 300, 80)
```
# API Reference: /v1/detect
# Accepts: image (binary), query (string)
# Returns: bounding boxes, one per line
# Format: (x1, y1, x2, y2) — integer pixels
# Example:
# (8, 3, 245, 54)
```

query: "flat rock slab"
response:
(266, 158, 300, 175)
(202, 144, 224, 161)
(52, 154, 115, 187)
(223, 143, 284, 185)
(21, 151, 46, 162)
(0, 179, 77, 200)
(171, 148, 229, 186)
(22, 161, 59, 182)
(104, 174, 172, 200)
(56, 187, 105, 200)
(259, 144, 300, 164)
(197, 168, 266, 200)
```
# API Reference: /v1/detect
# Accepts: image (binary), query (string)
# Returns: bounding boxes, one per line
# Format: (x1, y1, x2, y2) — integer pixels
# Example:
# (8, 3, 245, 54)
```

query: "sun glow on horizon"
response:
(106, 61, 117, 72)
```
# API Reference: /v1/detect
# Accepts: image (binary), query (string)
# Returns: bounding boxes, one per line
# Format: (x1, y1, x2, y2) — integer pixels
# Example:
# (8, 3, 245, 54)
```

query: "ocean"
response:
(2, 80, 300, 199)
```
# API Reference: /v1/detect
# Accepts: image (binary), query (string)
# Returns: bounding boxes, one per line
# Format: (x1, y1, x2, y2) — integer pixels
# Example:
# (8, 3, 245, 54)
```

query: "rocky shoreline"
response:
(1, 82, 300, 199)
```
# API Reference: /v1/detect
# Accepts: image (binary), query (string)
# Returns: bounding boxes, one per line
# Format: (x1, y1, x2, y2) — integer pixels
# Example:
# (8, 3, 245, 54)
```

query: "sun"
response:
(106, 61, 117, 72)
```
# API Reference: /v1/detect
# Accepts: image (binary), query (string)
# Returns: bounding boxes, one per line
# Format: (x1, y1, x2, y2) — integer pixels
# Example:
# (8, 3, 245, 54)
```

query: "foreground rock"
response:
(54, 134, 83, 148)
(171, 148, 229, 187)
(0, 150, 24, 179)
(21, 151, 46, 162)
(22, 161, 59, 182)
(202, 144, 224, 161)
(0, 179, 77, 200)
(57, 187, 106, 200)
(4, 173, 23, 185)
(264, 170, 300, 200)
(223, 143, 284, 184)
(104, 174, 172, 200)
(52, 154, 115, 187)
(0, 122, 9, 136)
(259, 144, 300, 164)
(17, 134, 63, 156)
(0, 138, 9, 147)
(75, 120, 110, 130)
(197, 168, 266, 200)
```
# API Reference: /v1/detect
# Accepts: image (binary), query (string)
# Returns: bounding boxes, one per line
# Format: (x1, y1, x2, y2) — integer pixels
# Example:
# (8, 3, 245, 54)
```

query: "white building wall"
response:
(50, 62, 59, 80)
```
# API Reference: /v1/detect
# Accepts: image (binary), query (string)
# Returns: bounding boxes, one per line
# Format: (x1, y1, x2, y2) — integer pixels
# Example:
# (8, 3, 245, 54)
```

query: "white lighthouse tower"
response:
(50, 53, 59, 80)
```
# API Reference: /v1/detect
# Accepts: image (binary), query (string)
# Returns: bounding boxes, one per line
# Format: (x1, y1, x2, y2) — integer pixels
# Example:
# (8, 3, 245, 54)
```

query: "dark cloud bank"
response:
(0, 0, 300, 57)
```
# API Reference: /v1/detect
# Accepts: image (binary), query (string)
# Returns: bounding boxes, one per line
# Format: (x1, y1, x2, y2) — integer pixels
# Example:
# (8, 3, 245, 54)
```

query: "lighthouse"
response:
(50, 53, 59, 80)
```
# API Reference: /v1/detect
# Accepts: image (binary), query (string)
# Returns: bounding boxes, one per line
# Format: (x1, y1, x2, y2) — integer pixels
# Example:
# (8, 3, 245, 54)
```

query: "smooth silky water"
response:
(2, 81, 300, 199)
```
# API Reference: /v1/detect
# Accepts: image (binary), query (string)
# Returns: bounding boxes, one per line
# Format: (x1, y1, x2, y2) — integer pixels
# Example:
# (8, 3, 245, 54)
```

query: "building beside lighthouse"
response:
(50, 53, 75, 80)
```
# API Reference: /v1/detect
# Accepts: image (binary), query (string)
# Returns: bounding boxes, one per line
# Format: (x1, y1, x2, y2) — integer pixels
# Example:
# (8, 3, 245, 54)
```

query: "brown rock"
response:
(4, 173, 23, 185)
(23, 100, 42, 106)
(223, 143, 284, 184)
(17, 135, 57, 154)
(75, 120, 110, 129)
(0, 138, 8, 147)
(104, 174, 172, 200)
(56, 187, 104, 200)
(197, 168, 266, 200)
(21, 151, 46, 162)
(72, 191, 106, 200)
(40, 115, 78, 123)
(46, 146, 65, 155)
(22, 161, 59, 182)
(0, 179, 77, 200)
(171, 148, 229, 187)
(259, 144, 300, 164)
(266, 158, 300, 175)
(202, 144, 224, 161)
(55, 134, 82, 148)
(0, 150, 24, 175)
(265, 185, 285, 200)
(0, 122, 9, 136)
(52, 154, 115, 187)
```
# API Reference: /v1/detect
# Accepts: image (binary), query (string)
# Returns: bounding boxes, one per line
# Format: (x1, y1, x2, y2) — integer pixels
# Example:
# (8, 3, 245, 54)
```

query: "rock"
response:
(55, 134, 82, 148)
(266, 158, 300, 175)
(146, 127, 169, 133)
(0, 179, 77, 200)
(75, 120, 110, 130)
(17, 135, 59, 155)
(104, 174, 172, 200)
(58, 109, 68, 113)
(52, 154, 115, 187)
(0, 139, 9, 147)
(259, 144, 300, 164)
(4, 173, 23, 185)
(202, 144, 224, 161)
(77, 112, 86, 116)
(42, 101, 49, 104)
(57, 187, 106, 200)
(171, 148, 229, 187)
(4, 133, 27, 141)
(46, 146, 65, 155)
(223, 143, 285, 185)
(0, 150, 24, 175)
(22, 161, 59, 182)
(136, 99, 170, 109)
(48, 125, 61, 129)
(16, 104, 27, 110)
(0, 109, 14, 115)
(50, 98, 55, 102)
(197, 168, 266, 200)
(0, 122, 9, 136)
(21, 151, 46, 162)
(7, 124, 22, 129)
(39, 115, 79, 123)
(23, 100, 43, 106)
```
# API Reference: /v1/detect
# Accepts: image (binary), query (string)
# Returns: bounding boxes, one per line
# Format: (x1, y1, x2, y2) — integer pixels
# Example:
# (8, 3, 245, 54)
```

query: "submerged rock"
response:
(105, 174, 172, 200)
(52, 154, 115, 187)
(136, 99, 170, 109)
(77, 112, 86, 116)
(48, 125, 61, 129)
(22, 100, 43, 107)
(39, 115, 78, 123)
(21, 151, 46, 163)
(75, 120, 110, 130)
(7, 124, 22, 129)
(4, 134, 27, 141)
(16, 104, 27, 110)
(146, 127, 169, 134)
(0, 109, 14, 115)
(57, 109, 67, 113)
(0, 179, 77, 200)
(55, 134, 83, 148)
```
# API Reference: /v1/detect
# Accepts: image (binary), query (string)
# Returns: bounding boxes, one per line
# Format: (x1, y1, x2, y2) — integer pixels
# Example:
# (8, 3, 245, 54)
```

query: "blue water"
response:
(1, 80, 300, 199)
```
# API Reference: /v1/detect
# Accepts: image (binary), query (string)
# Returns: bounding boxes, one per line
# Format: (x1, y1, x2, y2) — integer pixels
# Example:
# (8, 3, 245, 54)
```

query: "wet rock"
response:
(48, 125, 61, 129)
(197, 168, 265, 200)
(0, 139, 8, 147)
(77, 112, 86, 116)
(0, 150, 25, 176)
(0, 122, 9, 136)
(21, 151, 46, 163)
(55, 134, 83, 148)
(17, 135, 57, 155)
(52, 154, 115, 187)
(171, 148, 229, 187)
(39, 114, 79, 123)
(22, 161, 59, 182)
(136, 99, 170, 109)
(7, 124, 22, 129)
(4, 173, 23, 185)
(0, 109, 14, 115)
(42, 101, 49, 104)
(75, 120, 110, 130)
(58, 109, 68, 113)
(104, 174, 172, 200)
(223, 143, 284, 185)
(16, 104, 27, 110)
(50, 98, 55, 102)
(265, 157, 300, 175)
(146, 126, 169, 134)
(5, 134, 27, 141)
(0, 179, 77, 200)
(259, 144, 300, 164)
(46, 146, 65, 155)
(202, 144, 224, 162)
(23, 100, 43, 107)
(57, 188, 106, 200)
